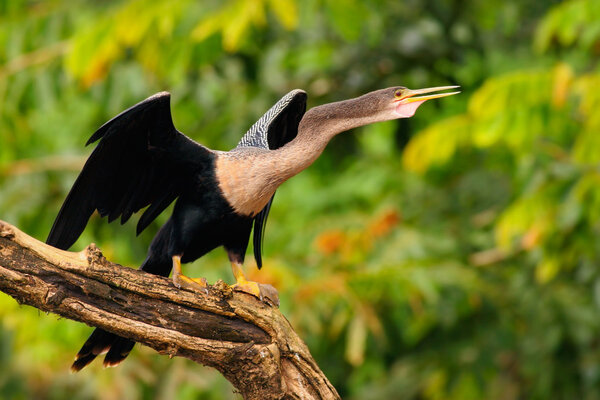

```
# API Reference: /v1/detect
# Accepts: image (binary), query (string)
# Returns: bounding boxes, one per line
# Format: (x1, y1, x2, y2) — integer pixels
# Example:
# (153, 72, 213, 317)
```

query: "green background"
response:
(2, 0, 600, 398)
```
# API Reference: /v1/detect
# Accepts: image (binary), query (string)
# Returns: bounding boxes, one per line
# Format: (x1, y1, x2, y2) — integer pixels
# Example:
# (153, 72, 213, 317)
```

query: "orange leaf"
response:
(315, 230, 346, 255)
(552, 63, 573, 109)
(521, 227, 541, 250)
(368, 209, 401, 238)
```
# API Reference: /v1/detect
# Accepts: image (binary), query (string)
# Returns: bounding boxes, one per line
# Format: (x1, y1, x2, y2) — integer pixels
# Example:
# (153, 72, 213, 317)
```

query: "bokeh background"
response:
(2, 0, 600, 398)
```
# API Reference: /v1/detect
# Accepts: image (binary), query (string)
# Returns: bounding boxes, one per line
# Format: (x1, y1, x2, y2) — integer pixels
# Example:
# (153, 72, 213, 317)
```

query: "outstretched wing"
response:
(47, 92, 213, 250)
(237, 89, 307, 268)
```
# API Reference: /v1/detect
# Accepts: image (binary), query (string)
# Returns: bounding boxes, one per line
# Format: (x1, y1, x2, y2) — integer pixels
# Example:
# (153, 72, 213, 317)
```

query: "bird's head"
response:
(355, 85, 460, 122)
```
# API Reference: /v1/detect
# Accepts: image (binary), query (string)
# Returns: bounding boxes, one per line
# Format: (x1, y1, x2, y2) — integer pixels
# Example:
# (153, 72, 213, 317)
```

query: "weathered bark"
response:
(0, 220, 340, 400)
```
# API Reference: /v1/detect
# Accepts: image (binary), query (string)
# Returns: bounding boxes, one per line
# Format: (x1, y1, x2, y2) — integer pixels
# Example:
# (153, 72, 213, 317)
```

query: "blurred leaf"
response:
(324, 0, 368, 42)
(345, 313, 367, 366)
(534, 0, 600, 53)
(402, 115, 470, 173)
(536, 257, 560, 284)
(268, 0, 298, 30)
(495, 192, 555, 251)
(192, 0, 297, 51)
(551, 62, 573, 109)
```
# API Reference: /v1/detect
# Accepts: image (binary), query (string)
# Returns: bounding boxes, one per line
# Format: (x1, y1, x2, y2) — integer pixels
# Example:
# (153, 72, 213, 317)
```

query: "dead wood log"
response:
(0, 220, 340, 400)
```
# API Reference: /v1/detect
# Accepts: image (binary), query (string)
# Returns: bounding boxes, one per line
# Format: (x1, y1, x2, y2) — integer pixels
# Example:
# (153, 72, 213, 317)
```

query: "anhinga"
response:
(46, 85, 459, 371)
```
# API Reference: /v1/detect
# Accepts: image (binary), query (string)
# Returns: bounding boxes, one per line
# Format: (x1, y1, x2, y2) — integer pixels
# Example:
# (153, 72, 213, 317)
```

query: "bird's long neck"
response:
(272, 97, 383, 182)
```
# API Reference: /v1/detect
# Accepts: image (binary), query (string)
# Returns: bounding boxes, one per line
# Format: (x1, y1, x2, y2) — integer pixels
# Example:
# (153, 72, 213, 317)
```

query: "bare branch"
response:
(0, 220, 340, 400)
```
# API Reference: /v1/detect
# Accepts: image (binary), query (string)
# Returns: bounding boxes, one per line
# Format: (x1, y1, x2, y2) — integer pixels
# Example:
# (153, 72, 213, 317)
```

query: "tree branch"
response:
(0, 220, 340, 400)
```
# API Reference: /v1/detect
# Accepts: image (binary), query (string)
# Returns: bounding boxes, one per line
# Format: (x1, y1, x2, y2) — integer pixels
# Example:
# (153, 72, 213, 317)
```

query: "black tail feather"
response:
(71, 328, 119, 372)
(71, 329, 137, 371)
(71, 353, 99, 372)
(71, 222, 174, 371)
(104, 337, 136, 368)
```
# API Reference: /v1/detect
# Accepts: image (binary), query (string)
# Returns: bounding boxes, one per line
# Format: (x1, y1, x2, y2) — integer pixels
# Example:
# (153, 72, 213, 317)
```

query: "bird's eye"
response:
(394, 89, 404, 98)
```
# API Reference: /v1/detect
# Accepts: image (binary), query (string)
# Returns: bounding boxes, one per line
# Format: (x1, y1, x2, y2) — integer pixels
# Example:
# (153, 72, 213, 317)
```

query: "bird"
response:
(46, 85, 459, 371)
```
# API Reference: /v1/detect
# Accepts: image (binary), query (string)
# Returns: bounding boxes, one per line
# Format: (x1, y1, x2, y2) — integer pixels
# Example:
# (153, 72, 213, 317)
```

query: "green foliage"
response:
(1, 0, 600, 399)
(535, 0, 600, 52)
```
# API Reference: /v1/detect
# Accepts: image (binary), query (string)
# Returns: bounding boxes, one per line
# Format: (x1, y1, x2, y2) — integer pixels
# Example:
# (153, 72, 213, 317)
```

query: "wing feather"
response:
(236, 90, 307, 267)
(47, 92, 212, 250)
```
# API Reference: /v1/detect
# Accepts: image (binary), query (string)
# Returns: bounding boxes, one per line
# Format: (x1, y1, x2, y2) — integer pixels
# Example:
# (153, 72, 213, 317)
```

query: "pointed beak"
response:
(396, 85, 461, 104)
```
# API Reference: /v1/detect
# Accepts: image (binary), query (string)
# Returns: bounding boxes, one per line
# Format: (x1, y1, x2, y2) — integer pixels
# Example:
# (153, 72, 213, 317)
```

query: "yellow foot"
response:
(173, 274, 208, 293)
(231, 279, 263, 300)
(229, 261, 279, 305)
(172, 255, 208, 294)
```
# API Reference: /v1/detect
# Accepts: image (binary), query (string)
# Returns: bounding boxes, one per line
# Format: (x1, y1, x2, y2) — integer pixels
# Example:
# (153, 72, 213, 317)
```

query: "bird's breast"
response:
(214, 152, 282, 217)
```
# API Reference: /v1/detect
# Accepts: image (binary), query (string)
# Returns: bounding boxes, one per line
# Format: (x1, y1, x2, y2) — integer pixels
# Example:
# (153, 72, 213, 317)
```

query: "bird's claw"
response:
(231, 281, 280, 306)
(173, 274, 208, 294)
(232, 280, 263, 301)
(229, 262, 279, 306)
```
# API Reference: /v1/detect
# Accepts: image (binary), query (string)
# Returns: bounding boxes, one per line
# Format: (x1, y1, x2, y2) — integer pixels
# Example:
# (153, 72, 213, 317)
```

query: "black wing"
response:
(236, 89, 307, 268)
(47, 92, 212, 250)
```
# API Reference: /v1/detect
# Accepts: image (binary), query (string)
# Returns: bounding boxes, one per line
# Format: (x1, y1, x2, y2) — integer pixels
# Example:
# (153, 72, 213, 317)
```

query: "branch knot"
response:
(85, 243, 106, 266)
(0, 221, 15, 239)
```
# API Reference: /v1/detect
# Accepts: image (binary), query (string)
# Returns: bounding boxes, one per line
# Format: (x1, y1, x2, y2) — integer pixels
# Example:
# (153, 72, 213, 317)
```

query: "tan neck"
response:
(218, 94, 392, 216)
(272, 97, 385, 183)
